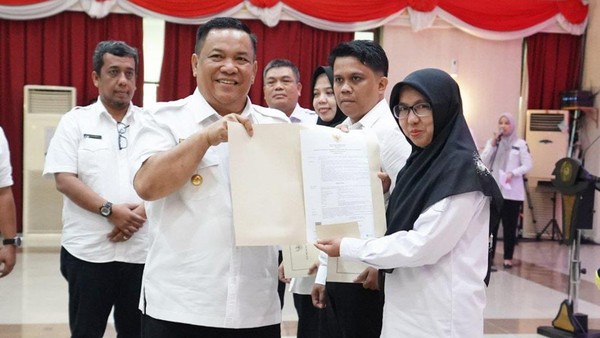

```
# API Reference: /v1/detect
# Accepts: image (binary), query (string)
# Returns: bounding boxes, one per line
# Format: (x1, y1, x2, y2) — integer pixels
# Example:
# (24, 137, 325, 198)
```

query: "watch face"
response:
(100, 202, 112, 217)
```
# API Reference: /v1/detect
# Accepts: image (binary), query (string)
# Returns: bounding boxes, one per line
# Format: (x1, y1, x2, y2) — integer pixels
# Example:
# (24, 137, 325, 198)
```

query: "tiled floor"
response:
(1, 238, 599, 337)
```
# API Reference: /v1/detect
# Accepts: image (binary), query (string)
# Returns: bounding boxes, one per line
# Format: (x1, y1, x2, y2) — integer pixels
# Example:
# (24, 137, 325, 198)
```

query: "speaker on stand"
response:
(534, 182, 562, 241)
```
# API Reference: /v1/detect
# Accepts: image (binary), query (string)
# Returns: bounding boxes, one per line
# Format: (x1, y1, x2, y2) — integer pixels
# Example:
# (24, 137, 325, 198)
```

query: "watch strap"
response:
(2, 236, 22, 247)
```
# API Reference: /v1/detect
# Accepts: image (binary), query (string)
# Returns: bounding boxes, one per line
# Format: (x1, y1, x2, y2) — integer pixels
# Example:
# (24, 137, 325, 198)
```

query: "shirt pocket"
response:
(509, 148, 521, 166)
(179, 153, 221, 201)
(78, 137, 110, 176)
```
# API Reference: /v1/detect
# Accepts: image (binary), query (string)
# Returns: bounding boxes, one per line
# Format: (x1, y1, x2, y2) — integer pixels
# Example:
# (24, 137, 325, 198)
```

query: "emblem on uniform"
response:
(191, 174, 203, 186)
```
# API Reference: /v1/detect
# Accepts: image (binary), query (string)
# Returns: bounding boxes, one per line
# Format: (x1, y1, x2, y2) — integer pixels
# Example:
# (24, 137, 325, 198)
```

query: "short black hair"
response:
(328, 40, 388, 77)
(93, 40, 139, 75)
(263, 59, 300, 82)
(195, 17, 257, 58)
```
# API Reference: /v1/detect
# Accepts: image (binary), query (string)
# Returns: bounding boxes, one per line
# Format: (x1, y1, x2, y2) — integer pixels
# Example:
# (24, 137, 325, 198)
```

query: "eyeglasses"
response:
(392, 103, 432, 120)
(117, 122, 129, 150)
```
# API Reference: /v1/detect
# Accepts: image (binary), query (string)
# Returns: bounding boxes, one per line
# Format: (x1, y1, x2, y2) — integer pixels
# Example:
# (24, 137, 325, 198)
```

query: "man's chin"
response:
(111, 100, 130, 110)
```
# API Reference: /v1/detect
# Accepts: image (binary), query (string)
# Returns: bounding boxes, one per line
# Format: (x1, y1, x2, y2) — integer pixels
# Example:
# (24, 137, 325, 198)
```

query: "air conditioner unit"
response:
(526, 109, 569, 184)
(23, 85, 76, 246)
(521, 109, 569, 239)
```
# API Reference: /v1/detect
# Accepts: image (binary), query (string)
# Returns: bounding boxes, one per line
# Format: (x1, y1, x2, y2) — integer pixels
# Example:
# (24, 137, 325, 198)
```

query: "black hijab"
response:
(310, 66, 346, 127)
(385, 69, 502, 272)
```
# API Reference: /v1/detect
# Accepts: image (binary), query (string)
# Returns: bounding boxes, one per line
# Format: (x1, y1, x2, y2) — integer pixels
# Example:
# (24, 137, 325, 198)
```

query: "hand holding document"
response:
(228, 123, 385, 281)
(315, 222, 368, 282)
(499, 169, 512, 190)
(281, 244, 320, 278)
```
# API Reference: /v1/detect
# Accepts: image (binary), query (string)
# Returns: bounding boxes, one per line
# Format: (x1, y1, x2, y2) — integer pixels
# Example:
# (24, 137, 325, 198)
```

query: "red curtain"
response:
(158, 20, 353, 108)
(116, 0, 588, 27)
(526, 33, 583, 109)
(156, 23, 197, 102)
(0, 11, 143, 232)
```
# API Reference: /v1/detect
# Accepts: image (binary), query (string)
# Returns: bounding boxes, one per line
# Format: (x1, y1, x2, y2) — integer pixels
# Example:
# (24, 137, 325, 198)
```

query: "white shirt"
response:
(289, 103, 317, 124)
(0, 127, 13, 188)
(315, 99, 411, 285)
(341, 99, 410, 191)
(131, 89, 288, 328)
(480, 138, 532, 201)
(341, 191, 489, 338)
(43, 99, 148, 264)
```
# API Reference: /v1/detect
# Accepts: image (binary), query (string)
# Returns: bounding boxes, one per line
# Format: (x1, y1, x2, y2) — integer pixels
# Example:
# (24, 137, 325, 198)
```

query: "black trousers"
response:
(293, 293, 340, 338)
(491, 199, 522, 261)
(141, 314, 280, 338)
(324, 282, 383, 338)
(60, 247, 144, 338)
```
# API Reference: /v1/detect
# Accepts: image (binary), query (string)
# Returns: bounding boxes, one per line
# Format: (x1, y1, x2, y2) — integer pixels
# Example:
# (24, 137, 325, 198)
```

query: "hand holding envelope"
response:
(314, 238, 341, 257)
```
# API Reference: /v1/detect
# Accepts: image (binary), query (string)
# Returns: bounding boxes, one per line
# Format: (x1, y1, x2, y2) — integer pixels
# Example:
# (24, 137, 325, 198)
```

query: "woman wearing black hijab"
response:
(311, 66, 346, 127)
(316, 68, 502, 337)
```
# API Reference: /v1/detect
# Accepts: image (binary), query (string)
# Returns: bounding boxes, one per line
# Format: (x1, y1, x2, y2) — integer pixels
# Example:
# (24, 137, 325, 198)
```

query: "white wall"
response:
(381, 25, 524, 149)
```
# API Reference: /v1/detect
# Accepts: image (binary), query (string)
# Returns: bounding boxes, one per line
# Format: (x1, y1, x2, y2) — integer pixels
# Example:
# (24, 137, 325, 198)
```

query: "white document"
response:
(499, 169, 512, 190)
(229, 122, 307, 246)
(281, 244, 320, 278)
(300, 128, 382, 242)
(229, 123, 386, 259)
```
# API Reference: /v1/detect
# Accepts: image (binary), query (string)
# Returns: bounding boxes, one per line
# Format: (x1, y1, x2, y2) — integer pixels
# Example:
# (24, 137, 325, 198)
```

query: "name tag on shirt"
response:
(83, 134, 102, 139)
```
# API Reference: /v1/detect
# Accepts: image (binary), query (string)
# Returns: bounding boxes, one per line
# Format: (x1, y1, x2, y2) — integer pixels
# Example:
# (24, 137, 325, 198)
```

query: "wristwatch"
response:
(99, 201, 113, 217)
(2, 236, 22, 247)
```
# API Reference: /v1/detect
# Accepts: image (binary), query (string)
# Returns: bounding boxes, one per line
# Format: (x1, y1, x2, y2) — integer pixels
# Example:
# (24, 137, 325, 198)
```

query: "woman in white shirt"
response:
(480, 112, 533, 269)
(315, 68, 502, 338)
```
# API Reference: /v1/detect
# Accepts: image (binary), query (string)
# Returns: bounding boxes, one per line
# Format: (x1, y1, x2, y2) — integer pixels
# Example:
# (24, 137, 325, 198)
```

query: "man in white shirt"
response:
(311, 40, 411, 338)
(43, 40, 148, 338)
(131, 18, 289, 338)
(263, 58, 317, 124)
(0, 127, 19, 278)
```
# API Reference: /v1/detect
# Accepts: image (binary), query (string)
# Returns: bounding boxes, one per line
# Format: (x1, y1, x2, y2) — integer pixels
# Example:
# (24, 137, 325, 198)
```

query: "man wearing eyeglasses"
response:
(43, 40, 147, 338)
(311, 40, 411, 338)
(263, 59, 317, 124)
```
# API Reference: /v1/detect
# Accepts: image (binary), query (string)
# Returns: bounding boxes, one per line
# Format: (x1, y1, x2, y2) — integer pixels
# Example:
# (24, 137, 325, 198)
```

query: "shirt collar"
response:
(342, 99, 390, 130)
(94, 97, 136, 124)
(289, 104, 303, 123)
(190, 88, 253, 124)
